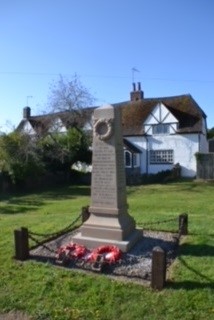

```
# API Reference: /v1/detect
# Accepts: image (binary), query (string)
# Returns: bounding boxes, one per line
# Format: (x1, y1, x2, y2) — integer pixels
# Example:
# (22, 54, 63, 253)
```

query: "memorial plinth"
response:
(73, 104, 141, 252)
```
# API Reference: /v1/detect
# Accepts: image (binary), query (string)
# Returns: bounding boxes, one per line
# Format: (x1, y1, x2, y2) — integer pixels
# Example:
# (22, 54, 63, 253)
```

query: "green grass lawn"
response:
(0, 181, 213, 320)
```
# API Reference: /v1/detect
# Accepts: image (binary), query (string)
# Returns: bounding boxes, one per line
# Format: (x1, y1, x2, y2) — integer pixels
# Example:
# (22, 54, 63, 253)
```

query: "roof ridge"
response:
(143, 93, 191, 101)
(29, 106, 97, 119)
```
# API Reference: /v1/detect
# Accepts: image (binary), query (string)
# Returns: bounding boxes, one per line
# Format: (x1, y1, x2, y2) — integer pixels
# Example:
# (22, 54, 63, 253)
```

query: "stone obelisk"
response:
(73, 104, 141, 252)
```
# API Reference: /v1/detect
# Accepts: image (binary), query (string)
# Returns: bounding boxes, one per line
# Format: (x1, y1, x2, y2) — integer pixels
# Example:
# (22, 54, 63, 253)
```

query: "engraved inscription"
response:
(90, 105, 128, 212)
(91, 142, 117, 207)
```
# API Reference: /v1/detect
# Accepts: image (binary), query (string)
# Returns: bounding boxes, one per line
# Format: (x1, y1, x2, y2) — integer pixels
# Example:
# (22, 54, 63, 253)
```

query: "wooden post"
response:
(179, 213, 188, 235)
(14, 227, 29, 261)
(151, 246, 166, 290)
(81, 206, 90, 223)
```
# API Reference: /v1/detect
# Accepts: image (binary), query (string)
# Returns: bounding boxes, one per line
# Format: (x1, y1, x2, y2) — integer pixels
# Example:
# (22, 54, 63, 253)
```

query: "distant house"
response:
(16, 83, 209, 178)
(16, 106, 95, 136)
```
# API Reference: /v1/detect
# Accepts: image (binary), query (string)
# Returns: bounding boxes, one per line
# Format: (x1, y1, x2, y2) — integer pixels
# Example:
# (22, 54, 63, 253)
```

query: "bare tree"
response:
(47, 74, 96, 114)
(35, 74, 95, 176)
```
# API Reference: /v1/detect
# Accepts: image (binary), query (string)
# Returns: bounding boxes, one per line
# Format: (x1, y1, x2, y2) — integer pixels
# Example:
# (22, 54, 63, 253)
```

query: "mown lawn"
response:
(0, 181, 213, 320)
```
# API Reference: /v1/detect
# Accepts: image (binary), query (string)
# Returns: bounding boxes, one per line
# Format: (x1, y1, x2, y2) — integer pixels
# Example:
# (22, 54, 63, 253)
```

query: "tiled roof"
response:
(16, 108, 96, 135)
(117, 94, 206, 135)
(17, 94, 206, 136)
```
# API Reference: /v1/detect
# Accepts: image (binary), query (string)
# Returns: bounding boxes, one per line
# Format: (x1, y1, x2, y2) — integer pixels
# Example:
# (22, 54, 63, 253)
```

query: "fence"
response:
(151, 213, 188, 290)
(196, 153, 214, 180)
(13, 211, 188, 290)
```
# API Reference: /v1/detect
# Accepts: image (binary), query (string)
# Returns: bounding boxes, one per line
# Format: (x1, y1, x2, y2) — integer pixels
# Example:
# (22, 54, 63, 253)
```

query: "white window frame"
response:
(150, 150, 174, 164)
(133, 153, 140, 167)
(152, 123, 170, 135)
(124, 150, 132, 168)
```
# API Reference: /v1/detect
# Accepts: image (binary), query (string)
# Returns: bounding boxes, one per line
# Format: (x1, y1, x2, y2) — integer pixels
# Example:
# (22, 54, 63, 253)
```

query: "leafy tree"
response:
(207, 127, 214, 139)
(0, 129, 91, 186)
(0, 132, 44, 183)
(39, 127, 91, 173)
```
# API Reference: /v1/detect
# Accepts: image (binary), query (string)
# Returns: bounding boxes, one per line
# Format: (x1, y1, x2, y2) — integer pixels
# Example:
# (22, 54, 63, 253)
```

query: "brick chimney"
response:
(130, 82, 144, 101)
(23, 106, 31, 119)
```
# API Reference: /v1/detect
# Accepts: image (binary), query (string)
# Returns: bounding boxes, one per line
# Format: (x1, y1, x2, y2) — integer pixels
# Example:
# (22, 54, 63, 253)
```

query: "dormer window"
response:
(152, 123, 170, 135)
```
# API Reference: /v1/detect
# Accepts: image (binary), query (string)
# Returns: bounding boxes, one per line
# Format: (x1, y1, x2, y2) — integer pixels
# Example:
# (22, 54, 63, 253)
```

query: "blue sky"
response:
(0, 0, 214, 132)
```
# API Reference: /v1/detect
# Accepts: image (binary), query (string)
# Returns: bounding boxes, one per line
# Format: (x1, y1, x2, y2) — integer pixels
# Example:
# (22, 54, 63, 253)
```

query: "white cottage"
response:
(121, 83, 208, 178)
(16, 83, 208, 178)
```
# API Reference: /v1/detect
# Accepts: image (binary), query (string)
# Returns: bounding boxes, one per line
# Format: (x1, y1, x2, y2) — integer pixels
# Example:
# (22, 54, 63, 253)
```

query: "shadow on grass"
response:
(0, 185, 91, 214)
(0, 197, 45, 214)
(167, 253, 214, 290)
(0, 185, 90, 200)
(167, 280, 214, 290)
(179, 243, 214, 257)
(40, 185, 90, 199)
(0, 205, 40, 215)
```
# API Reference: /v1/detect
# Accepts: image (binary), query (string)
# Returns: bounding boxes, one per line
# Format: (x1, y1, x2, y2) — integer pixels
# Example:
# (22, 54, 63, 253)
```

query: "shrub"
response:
(141, 170, 172, 184)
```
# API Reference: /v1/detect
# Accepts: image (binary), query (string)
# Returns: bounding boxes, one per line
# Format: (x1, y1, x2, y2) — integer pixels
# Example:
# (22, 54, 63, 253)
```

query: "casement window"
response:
(124, 150, 140, 168)
(150, 150, 174, 164)
(133, 153, 140, 167)
(152, 124, 170, 134)
(125, 150, 132, 167)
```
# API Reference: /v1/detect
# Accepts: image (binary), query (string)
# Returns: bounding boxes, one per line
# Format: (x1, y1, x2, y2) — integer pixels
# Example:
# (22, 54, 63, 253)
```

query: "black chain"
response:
(29, 234, 56, 253)
(28, 214, 185, 252)
(28, 214, 186, 258)
(28, 213, 82, 251)
(138, 216, 177, 228)
(29, 213, 81, 238)
(178, 216, 184, 239)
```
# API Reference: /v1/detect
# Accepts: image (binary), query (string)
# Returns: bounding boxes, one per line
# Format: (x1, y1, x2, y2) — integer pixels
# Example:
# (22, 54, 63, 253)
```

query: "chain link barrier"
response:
(27, 212, 187, 254)
(28, 233, 56, 253)
(178, 213, 188, 239)
(28, 213, 82, 251)
(137, 216, 178, 229)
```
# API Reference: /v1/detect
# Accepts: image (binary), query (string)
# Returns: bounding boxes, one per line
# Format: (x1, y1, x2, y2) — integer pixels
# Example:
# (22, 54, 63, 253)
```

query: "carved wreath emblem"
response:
(93, 118, 114, 141)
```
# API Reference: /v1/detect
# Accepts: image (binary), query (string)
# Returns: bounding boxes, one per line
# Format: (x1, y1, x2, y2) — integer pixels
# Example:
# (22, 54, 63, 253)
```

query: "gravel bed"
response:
(0, 312, 32, 320)
(30, 229, 179, 285)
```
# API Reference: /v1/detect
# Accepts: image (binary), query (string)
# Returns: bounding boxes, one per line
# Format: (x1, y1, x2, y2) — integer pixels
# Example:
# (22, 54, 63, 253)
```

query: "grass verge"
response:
(0, 181, 213, 320)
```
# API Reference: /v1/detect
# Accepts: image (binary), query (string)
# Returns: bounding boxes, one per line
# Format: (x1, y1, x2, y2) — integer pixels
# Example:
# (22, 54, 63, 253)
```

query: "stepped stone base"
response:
(72, 228, 141, 252)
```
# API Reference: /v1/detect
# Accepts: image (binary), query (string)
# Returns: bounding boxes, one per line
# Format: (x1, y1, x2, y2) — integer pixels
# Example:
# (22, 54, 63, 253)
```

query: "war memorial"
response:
(73, 104, 141, 251)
